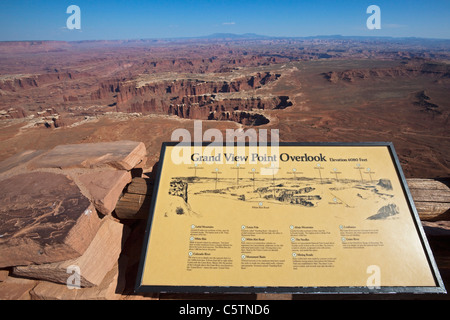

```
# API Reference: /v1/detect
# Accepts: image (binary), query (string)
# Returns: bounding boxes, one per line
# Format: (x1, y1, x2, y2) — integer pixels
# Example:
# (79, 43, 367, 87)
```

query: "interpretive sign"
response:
(135, 142, 445, 294)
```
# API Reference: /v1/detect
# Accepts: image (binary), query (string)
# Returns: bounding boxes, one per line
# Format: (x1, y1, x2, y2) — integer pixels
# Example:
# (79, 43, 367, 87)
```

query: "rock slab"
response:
(14, 217, 130, 287)
(0, 150, 45, 177)
(30, 260, 127, 300)
(0, 172, 102, 268)
(29, 140, 146, 170)
(0, 277, 37, 300)
(76, 170, 132, 215)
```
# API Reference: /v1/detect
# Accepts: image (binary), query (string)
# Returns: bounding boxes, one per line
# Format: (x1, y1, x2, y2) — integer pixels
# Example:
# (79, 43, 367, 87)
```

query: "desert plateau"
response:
(0, 36, 449, 178)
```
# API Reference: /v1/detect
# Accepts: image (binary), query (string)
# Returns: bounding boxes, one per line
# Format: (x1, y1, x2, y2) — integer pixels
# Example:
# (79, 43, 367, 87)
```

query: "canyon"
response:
(0, 36, 449, 178)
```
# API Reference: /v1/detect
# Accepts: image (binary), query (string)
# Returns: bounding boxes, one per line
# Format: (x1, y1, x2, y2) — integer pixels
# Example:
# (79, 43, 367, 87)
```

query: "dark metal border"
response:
(135, 142, 446, 295)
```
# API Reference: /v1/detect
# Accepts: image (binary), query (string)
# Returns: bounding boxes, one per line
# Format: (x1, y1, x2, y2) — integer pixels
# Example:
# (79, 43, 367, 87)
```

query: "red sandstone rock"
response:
(13, 217, 130, 287)
(0, 269, 9, 282)
(422, 221, 450, 237)
(30, 260, 128, 300)
(0, 277, 37, 300)
(104, 73, 289, 126)
(323, 63, 450, 83)
(75, 170, 132, 215)
(0, 107, 27, 119)
(0, 72, 81, 92)
(28, 140, 147, 170)
(0, 149, 45, 177)
(0, 172, 102, 268)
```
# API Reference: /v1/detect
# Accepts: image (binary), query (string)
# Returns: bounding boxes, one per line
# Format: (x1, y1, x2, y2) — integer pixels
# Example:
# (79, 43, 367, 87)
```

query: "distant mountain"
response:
(3, 34, 448, 47)
(199, 33, 272, 40)
(196, 33, 450, 42)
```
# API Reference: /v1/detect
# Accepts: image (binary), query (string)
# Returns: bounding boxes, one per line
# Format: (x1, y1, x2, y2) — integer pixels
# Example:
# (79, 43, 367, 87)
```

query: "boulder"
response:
(30, 260, 127, 300)
(13, 217, 130, 287)
(0, 172, 102, 268)
(0, 276, 37, 300)
(28, 140, 146, 170)
(75, 170, 132, 215)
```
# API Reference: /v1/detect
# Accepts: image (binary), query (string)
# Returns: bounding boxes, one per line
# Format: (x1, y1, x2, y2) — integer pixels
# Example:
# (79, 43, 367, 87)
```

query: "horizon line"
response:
(1, 33, 450, 43)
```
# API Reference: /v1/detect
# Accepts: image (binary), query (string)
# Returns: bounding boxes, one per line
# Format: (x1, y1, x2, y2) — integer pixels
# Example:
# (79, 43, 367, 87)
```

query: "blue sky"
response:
(0, 0, 449, 41)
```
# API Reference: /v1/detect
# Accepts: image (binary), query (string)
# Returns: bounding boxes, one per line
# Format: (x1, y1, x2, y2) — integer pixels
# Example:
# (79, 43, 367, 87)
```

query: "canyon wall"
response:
(323, 62, 450, 83)
(0, 72, 84, 92)
(91, 72, 292, 125)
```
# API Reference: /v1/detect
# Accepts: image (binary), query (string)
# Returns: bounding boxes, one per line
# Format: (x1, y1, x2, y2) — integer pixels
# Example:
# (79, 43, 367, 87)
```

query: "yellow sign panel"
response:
(135, 143, 445, 294)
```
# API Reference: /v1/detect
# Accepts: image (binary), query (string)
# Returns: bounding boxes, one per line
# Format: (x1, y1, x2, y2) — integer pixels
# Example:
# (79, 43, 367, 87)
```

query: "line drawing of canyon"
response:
(165, 170, 399, 221)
